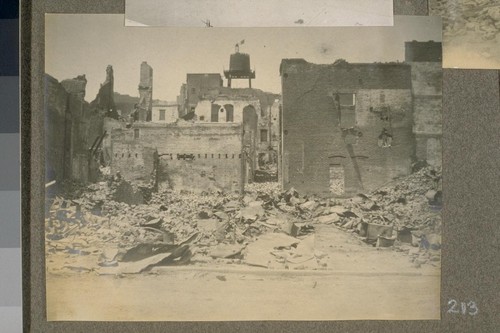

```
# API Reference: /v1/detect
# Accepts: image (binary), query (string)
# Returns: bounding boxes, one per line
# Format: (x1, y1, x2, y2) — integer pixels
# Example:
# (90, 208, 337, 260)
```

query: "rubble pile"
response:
(305, 166, 442, 244)
(45, 166, 442, 274)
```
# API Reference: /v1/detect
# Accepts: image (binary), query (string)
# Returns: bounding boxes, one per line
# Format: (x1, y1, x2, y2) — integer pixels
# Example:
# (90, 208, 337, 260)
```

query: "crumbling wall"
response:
(90, 65, 117, 119)
(407, 53, 442, 168)
(280, 60, 414, 196)
(110, 122, 243, 192)
(102, 118, 123, 164)
(45, 74, 72, 184)
(409, 62, 442, 96)
(138, 62, 153, 121)
(45, 73, 106, 185)
(186, 73, 223, 111)
(61, 75, 87, 100)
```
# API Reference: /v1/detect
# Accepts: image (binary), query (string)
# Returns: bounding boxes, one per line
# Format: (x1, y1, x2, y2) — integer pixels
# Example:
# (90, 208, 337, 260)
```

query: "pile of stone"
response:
(45, 165, 441, 274)
(312, 166, 441, 238)
(45, 180, 311, 274)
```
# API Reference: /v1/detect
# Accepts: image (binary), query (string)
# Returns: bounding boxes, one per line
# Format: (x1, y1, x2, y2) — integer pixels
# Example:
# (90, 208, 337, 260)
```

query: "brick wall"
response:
(110, 122, 243, 192)
(186, 73, 223, 110)
(408, 59, 442, 167)
(280, 60, 414, 196)
(45, 74, 105, 184)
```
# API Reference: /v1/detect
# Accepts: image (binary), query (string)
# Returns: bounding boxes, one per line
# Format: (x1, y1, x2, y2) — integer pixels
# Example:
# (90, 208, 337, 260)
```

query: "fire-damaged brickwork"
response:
(280, 60, 415, 196)
(110, 122, 243, 192)
(45, 73, 107, 185)
(406, 41, 442, 167)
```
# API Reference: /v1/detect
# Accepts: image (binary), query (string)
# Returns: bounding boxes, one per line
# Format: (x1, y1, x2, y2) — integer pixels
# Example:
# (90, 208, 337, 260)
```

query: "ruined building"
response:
(61, 75, 87, 100)
(405, 41, 442, 167)
(183, 73, 224, 115)
(175, 47, 279, 181)
(136, 61, 153, 121)
(280, 41, 442, 196)
(107, 47, 277, 190)
(45, 66, 116, 186)
(151, 102, 179, 123)
(110, 122, 244, 193)
(90, 65, 118, 119)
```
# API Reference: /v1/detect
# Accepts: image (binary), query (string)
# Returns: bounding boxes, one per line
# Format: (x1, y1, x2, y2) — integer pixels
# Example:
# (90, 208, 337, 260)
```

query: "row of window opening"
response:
(114, 152, 242, 160)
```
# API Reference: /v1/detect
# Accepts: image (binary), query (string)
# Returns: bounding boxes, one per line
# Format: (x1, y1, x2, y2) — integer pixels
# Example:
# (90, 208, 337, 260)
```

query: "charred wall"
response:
(45, 74, 105, 186)
(280, 60, 415, 196)
(406, 42, 443, 167)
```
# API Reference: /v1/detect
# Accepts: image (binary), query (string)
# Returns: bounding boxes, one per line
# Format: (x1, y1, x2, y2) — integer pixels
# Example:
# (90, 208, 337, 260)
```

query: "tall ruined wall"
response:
(269, 99, 281, 147)
(61, 75, 87, 100)
(408, 62, 442, 167)
(138, 62, 153, 121)
(45, 74, 105, 185)
(280, 60, 414, 196)
(406, 41, 442, 168)
(45, 75, 72, 183)
(186, 74, 223, 110)
(91, 65, 117, 119)
(111, 122, 243, 192)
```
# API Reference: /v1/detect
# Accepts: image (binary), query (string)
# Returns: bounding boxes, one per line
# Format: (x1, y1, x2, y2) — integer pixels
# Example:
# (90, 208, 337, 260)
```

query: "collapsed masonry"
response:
(45, 166, 441, 275)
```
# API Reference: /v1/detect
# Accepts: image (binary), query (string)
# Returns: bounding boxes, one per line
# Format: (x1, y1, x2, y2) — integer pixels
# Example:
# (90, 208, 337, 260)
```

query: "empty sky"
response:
(45, 15, 441, 102)
(125, 0, 393, 27)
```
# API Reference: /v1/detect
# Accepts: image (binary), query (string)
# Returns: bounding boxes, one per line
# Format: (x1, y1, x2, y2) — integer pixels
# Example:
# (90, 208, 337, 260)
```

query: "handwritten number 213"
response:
(447, 299, 479, 316)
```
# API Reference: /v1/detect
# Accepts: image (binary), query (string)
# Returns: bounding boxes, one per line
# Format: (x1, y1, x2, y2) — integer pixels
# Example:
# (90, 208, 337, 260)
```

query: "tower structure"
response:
(224, 43, 255, 88)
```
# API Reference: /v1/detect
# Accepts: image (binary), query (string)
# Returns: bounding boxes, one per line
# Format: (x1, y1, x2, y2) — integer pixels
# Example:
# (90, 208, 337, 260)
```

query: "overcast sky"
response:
(45, 15, 442, 102)
(125, 0, 393, 27)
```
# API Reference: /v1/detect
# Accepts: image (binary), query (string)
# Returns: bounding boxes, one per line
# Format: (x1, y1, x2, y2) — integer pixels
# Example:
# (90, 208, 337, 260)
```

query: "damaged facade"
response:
(91, 65, 118, 119)
(110, 121, 244, 193)
(151, 102, 179, 123)
(183, 73, 224, 116)
(280, 41, 442, 196)
(178, 73, 281, 180)
(45, 66, 116, 185)
(405, 41, 442, 168)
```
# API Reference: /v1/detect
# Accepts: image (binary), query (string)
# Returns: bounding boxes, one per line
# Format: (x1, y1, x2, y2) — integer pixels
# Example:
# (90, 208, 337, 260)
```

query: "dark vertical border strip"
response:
(0, 0, 19, 18)
(0, 19, 19, 76)
(20, 0, 31, 331)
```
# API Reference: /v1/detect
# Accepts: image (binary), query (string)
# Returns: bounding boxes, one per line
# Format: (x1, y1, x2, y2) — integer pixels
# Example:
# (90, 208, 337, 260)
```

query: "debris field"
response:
(45, 166, 442, 275)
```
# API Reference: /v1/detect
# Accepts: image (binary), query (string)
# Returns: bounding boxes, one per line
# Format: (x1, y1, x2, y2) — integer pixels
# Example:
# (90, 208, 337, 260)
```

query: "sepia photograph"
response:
(429, 0, 500, 69)
(44, 14, 442, 321)
(125, 0, 394, 27)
